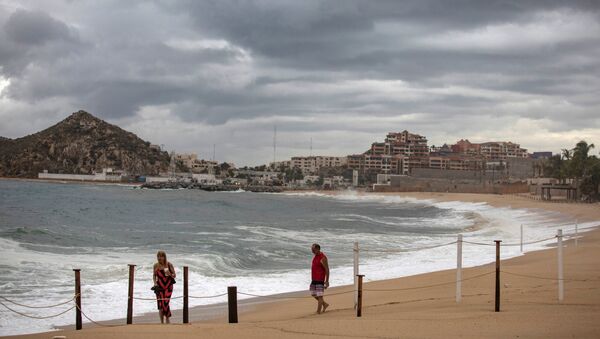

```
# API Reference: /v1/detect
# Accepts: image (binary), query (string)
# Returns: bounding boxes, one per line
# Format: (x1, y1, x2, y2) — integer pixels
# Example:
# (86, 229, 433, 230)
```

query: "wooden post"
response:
(356, 275, 364, 317)
(73, 269, 82, 330)
(127, 264, 135, 325)
(494, 240, 501, 312)
(456, 234, 462, 303)
(520, 224, 524, 253)
(228, 286, 238, 323)
(183, 266, 189, 324)
(353, 241, 359, 309)
(557, 229, 564, 302)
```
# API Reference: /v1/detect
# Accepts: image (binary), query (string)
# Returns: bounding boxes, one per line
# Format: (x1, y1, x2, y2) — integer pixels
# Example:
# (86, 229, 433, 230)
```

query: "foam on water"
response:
(1, 188, 598, 335)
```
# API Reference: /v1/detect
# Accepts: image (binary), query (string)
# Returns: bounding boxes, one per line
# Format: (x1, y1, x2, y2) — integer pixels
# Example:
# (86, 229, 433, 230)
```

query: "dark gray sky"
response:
(1, 1, 599, 166)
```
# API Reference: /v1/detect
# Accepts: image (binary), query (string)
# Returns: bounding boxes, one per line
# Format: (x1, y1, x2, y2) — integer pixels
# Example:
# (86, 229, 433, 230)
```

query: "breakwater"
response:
(140, 181, 284, 192)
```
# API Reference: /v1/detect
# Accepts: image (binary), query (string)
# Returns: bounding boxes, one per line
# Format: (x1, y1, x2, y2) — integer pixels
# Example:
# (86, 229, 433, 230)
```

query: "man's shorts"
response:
(310, 280, 325, 297)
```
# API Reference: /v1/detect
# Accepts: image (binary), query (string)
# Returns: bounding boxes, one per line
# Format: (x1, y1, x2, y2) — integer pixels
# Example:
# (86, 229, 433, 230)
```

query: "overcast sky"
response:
(0, 1, 599, 166)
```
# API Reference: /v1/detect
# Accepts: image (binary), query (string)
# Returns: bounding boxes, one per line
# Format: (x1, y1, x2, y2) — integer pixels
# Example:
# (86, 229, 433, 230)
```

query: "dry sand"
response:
(7, 193, 600, 339)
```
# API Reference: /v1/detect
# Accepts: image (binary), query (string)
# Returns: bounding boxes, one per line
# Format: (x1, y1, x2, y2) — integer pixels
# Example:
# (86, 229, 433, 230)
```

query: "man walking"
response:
(310, 243, 329, 314)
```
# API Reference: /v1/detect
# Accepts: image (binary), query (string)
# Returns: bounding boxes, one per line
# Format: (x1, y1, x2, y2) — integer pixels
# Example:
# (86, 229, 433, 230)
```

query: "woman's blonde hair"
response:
(157, 250, 167, 263)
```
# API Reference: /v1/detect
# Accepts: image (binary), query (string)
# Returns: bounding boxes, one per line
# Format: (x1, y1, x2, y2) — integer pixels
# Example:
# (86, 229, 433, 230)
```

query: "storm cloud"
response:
(0, 0, 599, 165)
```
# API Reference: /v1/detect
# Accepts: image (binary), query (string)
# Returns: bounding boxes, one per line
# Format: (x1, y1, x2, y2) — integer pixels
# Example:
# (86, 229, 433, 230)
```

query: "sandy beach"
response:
(6, 192, 600, 339)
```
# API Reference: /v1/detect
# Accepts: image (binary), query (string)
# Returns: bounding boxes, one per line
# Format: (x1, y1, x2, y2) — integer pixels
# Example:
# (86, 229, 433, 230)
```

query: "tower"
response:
(273, 125, 277, 163)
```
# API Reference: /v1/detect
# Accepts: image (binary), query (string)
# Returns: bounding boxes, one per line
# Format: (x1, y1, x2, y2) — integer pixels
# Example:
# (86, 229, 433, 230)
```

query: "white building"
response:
(289, 156, 347, 174)
(38, 168, 123, 182)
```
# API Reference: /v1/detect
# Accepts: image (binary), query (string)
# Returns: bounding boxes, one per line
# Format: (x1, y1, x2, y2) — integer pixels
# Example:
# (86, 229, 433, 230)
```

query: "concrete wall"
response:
(506, 157, 535, 180)
(38, 173, 121, 182)
(412, 168, 484, 180)
(374, 175, 528, 194)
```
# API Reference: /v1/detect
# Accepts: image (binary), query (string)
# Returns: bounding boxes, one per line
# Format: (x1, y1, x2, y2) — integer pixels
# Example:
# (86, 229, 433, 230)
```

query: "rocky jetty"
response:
(141, 181, 284, 193)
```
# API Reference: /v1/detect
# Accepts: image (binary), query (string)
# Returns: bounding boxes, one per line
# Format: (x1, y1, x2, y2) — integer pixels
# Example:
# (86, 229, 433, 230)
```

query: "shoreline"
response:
(5, 191, 600, 338)
(0, 176, 142, 187)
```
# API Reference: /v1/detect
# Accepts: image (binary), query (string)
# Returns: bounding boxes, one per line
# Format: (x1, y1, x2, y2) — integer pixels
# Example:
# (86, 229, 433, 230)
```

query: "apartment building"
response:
(348, 130, 429, 175)
(174, 153, 198, 168)
(451, 140, 528, 160)
(479, 142, 528, 160)
(288, 156, 348, 174)
(451, 139, 481, 155)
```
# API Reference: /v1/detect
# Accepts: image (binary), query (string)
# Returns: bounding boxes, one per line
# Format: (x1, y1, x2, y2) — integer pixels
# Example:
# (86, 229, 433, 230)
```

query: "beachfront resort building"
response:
(348, 130, 429, 175)
(271, 156, 348, 175)
(450, 140, 528, 160)
(174, 153, 219, 174)
(347, 132, 531, 179)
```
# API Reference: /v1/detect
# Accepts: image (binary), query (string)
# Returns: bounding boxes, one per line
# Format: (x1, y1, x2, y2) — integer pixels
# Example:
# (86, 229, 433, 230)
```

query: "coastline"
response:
(5, 192, 600, 338)
(0, 176, 142, 187)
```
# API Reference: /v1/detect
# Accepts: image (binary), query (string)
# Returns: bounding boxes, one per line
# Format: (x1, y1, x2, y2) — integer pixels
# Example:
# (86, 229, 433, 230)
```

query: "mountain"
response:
(0, 110, 171, 177)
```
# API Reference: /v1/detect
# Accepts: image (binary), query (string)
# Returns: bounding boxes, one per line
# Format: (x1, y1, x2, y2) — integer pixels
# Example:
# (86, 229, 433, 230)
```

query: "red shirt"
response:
(311, 252, 327, 282)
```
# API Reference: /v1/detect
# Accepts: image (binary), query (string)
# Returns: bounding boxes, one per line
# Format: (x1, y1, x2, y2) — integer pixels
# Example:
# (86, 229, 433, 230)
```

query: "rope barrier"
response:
(501, 270, 600, 282)
(75, 303, 122, 328)
(361, 240, 457, 253)
(462, 240, 496, 246)
(501, 236, 557, 247)
(189, 292, 228, 299)
(237, 289, 354, 299)
(0, 300, 75, 320)
(132, 292, 228, 301)
(0, 295, 77, 309)
(131, 295, 184, 301)
(364, 271, 495, 292)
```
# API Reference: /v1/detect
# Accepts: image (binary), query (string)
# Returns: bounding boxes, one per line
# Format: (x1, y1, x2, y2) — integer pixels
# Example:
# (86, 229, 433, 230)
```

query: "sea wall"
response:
(37, 173, 121, 182)
(373, 175, 528, 194)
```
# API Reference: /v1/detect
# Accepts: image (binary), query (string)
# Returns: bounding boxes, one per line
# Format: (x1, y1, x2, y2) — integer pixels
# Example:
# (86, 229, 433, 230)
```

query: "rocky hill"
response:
(0, 110, 171, 177)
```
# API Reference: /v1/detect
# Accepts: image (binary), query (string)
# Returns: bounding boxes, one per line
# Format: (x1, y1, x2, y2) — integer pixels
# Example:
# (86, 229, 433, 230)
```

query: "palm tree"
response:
(570, 141, 595, 178)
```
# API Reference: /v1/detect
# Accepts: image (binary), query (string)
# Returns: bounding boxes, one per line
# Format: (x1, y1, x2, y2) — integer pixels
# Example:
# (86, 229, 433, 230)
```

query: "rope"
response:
(501, 270, 600, 282)
(462, 240, 496, 246)
(75, 303, 122, 328)
(500, 236, 557, 247)
(364, 271, 495, 292)
(0, 295, 77, 309)
(362, 241, 457, 254)
(238, 289, 354, 299)
(189, 292, 228, 299)
(576, 224, 600, 231)
(131, 295, 184, 301)
(0, 300, 75, 319)
(132, 292, 228, 301)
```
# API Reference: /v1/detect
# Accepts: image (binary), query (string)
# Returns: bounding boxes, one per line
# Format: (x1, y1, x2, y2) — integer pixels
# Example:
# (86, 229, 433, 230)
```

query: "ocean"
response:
(0, 180, 585, 335)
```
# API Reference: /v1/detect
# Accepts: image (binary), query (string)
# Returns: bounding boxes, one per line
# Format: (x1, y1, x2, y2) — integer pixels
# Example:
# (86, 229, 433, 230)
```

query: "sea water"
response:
(0, 180, 589, 335)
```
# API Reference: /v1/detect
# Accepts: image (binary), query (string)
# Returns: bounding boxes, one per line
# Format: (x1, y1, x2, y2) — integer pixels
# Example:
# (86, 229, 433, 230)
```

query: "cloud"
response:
(415, 10, 600, 53)
(0, 1, 599, 165)
(4, 9, 78, 45)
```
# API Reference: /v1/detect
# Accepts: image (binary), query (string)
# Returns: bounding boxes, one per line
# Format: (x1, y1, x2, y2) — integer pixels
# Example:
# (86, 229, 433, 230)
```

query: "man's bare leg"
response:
(316, 296, 329, 314)
(314, 296, 322, 313)
(159, 310, 164, 324)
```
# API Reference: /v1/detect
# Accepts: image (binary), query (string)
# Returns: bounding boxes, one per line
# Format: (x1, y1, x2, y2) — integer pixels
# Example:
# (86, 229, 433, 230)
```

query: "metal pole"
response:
(73, 269, 82, 330)
(456, 234, 463, 303)
(494, 240, 502, 312)
(558, 229, 564, 302)
(357, 275, 364, 317)
(127, 264, 135, 324)
(353, 241, 359, 309)
(228, 286, 238, 323)
(183, 266, 189, 324)
(520, 224, 523, 253)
